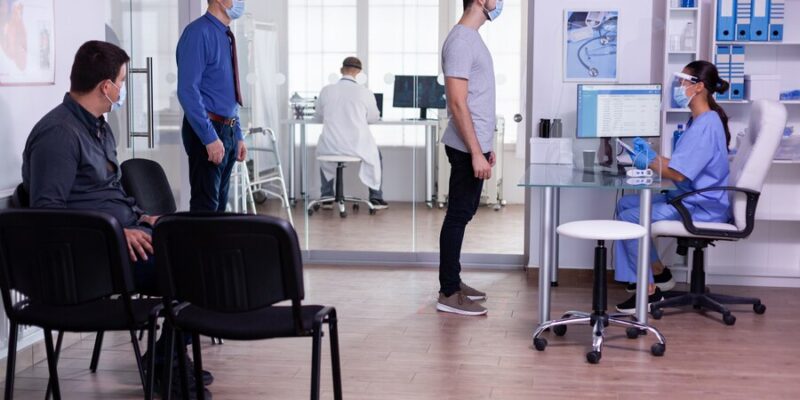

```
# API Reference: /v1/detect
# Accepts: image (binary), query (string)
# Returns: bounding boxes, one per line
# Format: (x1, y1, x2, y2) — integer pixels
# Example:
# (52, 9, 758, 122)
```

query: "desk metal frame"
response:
(286, 120, 439, 207)
(535, 181, 659, 327)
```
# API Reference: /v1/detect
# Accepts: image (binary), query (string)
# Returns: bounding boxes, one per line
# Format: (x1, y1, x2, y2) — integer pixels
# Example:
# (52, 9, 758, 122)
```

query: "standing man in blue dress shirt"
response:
(177, 0, 247, 212)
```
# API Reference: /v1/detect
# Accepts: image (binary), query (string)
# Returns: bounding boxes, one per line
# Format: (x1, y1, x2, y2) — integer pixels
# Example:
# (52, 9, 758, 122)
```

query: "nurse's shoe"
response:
(615, 288, 664, 315)
(625, 268, 676, 293)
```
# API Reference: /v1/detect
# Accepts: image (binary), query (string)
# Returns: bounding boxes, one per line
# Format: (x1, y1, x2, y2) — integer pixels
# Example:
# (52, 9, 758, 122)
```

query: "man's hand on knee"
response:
(124, 228, 154, 262)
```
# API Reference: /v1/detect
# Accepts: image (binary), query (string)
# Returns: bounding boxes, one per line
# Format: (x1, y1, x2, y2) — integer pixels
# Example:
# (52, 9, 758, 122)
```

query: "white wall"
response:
(0, 1, 106, 197)
(527, 0, 660, 269)
(0, 0, 106, 358)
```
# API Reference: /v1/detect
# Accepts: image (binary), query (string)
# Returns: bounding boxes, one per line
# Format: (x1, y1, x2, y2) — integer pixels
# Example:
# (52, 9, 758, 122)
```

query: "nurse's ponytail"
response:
(686, 61, 732, 147)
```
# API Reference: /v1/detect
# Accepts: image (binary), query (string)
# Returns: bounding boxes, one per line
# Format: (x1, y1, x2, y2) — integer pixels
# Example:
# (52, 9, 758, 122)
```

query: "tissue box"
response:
(745, 75, 781, 101)
(530, 138, 573, 164)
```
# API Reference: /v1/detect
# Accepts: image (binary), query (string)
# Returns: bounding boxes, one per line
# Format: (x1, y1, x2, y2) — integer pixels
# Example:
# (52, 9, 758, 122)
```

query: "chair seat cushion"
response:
(557, 220, 646, 241)
(651, 220, 741, 240)
(14, 298, 161, 332)
(317, 155, 361, 163)
(173, 305, 327, 340)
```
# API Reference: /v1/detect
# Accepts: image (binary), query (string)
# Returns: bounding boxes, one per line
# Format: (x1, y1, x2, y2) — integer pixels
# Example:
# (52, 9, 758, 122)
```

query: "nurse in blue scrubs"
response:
(614, 61, 734, 314)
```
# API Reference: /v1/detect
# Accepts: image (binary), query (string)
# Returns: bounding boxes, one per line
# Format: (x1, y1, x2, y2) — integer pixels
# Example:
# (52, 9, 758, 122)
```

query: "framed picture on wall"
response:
(0, 0, 55, 86)
(563, 10, 619, 82)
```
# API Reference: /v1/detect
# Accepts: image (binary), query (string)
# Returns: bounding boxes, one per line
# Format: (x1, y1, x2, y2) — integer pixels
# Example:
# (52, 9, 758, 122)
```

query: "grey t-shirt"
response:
(441, 24, 496, 154)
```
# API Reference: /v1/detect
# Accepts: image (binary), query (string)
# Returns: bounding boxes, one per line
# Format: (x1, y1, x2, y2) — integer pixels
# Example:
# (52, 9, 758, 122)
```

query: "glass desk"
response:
(519, 164, 676, 327)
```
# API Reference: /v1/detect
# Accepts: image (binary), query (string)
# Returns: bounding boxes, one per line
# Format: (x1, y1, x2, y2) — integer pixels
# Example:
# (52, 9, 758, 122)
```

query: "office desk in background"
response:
(284, 119, 440, 207)
(519, 164, 676, 328)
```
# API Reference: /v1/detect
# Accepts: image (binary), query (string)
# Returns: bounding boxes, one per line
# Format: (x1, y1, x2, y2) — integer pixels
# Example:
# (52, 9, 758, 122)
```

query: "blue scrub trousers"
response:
(614, 194, 681, 284)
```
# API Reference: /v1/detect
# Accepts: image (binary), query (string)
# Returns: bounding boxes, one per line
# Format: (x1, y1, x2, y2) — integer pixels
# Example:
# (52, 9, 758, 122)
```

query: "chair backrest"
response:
(728, 100, 787, 230)
(0, 209, 134, 318)
(10, 183, 29, 208)
(121, 158, 177, 215)
(154, 213, 305, 314)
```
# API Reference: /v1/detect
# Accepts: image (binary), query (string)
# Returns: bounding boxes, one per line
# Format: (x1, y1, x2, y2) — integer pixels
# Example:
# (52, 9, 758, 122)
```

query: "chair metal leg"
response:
(192, 334, 206, 400)
(175, 331, 191, 400)
(43, 330, 61, 400)
(4, 322, 18, 400)
(163, 328, 176, 400)
(45, 331, 63, 400)
(146, 317, 158, 400)
(89, 331, 104, 373)
(532, 316, 592, 340)
(129, 330, 147, 391)
(310, 320, 324, 400)
(328, 310, 343, 400)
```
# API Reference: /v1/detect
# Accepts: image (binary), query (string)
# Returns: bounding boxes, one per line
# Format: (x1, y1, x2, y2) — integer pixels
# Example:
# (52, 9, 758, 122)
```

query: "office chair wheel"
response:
(586, 351, 602, 364)
(352, 204, 359, 211)
(307, 209, 314, 216)
(651, 308, 663, 320)
(369, 209, 377, 215)
(723, 313, 736, 326)
(552, 325, 567, 337)
(339, 211, 347, 218)
(626, 327, 641, 339)
(533, 338, 547, 351)
(753, 303, 766, 314)
(313, 203, 321, 211)
(650, 343, 665, 357)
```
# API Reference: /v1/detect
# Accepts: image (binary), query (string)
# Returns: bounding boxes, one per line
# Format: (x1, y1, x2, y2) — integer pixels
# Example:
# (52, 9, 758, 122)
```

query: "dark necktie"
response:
(226, 28, 243, 106)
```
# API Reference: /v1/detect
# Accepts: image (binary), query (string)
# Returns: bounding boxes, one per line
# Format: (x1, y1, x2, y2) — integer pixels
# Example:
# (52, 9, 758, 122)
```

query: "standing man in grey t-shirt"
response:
(436, 0, 503, 316)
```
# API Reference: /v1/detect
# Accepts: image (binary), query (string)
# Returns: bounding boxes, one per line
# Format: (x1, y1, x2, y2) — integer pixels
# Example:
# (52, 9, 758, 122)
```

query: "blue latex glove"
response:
(632, 137, 657, 170)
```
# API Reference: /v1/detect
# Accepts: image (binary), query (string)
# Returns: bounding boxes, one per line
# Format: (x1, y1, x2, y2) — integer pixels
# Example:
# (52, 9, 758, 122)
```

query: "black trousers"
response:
(182, 117, 238, 212)
(439, 146, 488, 296)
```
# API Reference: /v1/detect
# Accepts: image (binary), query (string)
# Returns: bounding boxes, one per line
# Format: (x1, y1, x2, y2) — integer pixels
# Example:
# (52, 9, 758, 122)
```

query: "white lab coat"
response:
(314, 76, 382, 190)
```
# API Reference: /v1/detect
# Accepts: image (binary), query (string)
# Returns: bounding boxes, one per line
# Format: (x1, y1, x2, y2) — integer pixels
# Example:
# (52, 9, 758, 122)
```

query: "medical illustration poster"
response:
(0, 0, 55, 85)
(564, 10, 618, 82)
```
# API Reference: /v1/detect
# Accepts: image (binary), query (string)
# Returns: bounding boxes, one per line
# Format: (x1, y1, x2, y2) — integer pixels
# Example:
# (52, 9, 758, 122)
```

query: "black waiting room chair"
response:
(153, 213, 342, 400)
(0, 209, 162, 400)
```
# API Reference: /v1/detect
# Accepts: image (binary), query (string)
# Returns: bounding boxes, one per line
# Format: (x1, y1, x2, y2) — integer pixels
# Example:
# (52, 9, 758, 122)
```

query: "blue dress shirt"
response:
(176, 12, 242, 145)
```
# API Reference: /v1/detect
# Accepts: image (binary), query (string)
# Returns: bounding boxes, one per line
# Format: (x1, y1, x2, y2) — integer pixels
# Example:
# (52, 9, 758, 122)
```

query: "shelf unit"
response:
(660, 1, 710, 157)
(703, 0, 800, 283)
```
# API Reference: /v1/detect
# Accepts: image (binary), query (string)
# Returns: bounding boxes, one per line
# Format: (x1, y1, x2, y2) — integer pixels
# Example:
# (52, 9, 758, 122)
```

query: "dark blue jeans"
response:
(182, 117, 238, 212)
(439, 146, 488, 296)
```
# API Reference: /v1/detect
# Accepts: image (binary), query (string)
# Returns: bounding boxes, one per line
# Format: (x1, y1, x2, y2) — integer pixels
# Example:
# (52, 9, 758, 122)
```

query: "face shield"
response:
(673, 72, 699, 89)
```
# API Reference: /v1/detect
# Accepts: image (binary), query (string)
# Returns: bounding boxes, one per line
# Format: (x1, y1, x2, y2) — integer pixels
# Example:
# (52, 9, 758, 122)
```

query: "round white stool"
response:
(532, 220, 666, 364)
(307, 155, 375, 218)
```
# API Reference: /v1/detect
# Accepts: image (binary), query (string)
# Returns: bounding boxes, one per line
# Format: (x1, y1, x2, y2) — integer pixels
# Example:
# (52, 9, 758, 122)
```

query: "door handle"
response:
(126, 57, 154, 149)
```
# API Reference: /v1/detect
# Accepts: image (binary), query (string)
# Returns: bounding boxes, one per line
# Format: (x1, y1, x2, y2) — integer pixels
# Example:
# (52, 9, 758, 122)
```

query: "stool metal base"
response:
(532, 312, 666, 364)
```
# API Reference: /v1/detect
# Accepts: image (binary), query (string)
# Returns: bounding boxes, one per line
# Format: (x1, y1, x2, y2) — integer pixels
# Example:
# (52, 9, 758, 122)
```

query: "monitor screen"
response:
(416, 76, 446, 109)
(393, 75, 416, 108)
(374, 93, 383, 118)
(576, 84, 662, 138)
(392, 75, 447, 109)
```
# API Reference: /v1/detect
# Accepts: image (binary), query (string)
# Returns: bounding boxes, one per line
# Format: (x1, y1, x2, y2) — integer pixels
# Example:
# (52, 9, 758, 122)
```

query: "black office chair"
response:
(121, 158, 178, 215)
(153, 213, 342, 400)
(650, 100, 787, 325)
(120, 158, 225, 346)
(0, 209, 162, 400)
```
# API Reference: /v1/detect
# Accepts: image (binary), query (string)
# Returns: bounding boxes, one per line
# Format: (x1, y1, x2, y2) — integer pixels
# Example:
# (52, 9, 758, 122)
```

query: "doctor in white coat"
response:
(314, 57, 388, 209)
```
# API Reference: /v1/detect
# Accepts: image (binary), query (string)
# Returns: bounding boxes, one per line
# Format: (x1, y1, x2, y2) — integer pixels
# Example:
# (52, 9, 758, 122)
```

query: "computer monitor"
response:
(392, 75, 446, 119)
(576, 84, 662, 138)
(374, 93, 383, 118)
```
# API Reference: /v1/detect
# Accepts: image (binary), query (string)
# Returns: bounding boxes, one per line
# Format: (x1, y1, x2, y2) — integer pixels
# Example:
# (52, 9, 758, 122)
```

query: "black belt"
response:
(208, 112, 236, 127)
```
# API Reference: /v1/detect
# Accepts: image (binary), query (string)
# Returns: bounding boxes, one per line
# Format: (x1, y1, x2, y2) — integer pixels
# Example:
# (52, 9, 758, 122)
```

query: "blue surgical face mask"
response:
(226, 0, 245, 20)
(672, 84, 695, 109)
(484, 0, 503, 21)
(106, 81, 126, 113)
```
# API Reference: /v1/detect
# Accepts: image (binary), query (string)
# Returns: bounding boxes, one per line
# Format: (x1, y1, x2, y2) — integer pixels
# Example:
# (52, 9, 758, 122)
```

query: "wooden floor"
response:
(3, 266, 800, 399)
(258, 200, 525, 254)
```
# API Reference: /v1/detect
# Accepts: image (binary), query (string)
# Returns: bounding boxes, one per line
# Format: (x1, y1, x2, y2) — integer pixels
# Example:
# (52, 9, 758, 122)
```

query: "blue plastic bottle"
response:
(672, 124, 685, 151)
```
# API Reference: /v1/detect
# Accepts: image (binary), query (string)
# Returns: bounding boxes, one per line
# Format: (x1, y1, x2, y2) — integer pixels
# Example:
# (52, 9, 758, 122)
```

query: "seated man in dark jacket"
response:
(21, 40, 212, 398)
